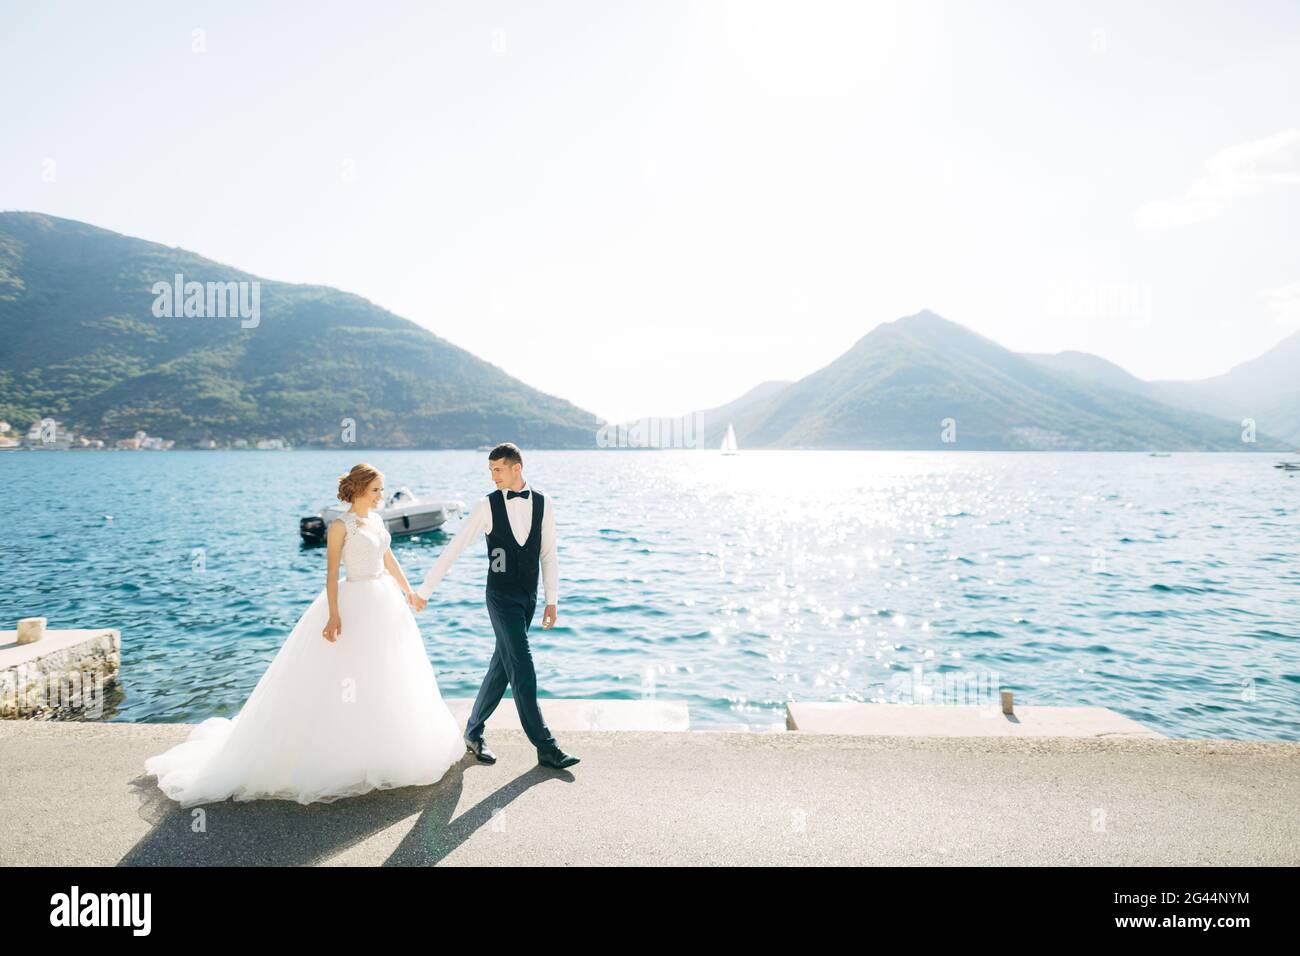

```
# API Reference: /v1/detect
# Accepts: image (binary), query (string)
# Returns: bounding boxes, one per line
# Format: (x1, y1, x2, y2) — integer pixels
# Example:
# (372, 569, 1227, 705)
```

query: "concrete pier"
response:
(1, 718, 1295, 866)
(785, 702, 1165, 738)
(0, 628, 120, 719)
(442, 697, 691, 732)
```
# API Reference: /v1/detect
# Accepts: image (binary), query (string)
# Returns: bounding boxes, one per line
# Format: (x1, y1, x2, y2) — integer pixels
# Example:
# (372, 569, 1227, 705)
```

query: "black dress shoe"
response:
(465, 737, 496, 763)
(538, 748, 580, 769)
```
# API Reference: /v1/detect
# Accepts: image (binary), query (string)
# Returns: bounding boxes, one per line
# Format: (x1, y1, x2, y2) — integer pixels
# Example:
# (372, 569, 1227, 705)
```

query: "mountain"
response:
(1148, 334, 1300, 445)
(692, 380, 793, 447)
(0, 212, 604, 447)
(1020, 350, 1153, 397)
(694, 310, 1292, 451)
(612, 380, 792, 449)
(3, 213, 1289, 453)
(1025, 333, 1300, 445)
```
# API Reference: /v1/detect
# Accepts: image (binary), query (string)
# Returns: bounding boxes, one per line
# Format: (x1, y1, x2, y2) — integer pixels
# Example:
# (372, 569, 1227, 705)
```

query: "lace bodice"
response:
(334, 511, 391, 581)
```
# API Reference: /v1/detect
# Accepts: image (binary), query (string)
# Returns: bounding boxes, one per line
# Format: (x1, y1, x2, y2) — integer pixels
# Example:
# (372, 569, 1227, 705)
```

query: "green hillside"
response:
(716, 311, 1291, 451)
(0, 212, 604, 447)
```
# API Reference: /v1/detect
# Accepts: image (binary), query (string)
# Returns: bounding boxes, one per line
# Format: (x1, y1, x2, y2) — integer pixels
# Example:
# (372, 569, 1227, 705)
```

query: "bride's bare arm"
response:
(323, 519, 344, 642)
(383, 548, 415, 600)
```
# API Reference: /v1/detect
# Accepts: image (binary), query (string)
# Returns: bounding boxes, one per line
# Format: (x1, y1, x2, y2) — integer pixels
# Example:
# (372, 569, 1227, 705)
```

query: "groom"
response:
(411, 442, 580, 770)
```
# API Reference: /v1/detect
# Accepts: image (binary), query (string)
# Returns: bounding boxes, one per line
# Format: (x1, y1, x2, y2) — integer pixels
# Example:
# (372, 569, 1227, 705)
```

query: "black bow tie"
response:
(506, 488, 530, 500)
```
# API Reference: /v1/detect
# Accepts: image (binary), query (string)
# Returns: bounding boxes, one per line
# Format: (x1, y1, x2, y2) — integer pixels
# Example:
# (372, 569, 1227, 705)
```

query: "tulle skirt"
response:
(143, 574, 467, 808)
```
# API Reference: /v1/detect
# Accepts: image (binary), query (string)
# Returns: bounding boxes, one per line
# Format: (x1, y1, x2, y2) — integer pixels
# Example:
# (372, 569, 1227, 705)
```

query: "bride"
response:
(143, 463, 467, 807)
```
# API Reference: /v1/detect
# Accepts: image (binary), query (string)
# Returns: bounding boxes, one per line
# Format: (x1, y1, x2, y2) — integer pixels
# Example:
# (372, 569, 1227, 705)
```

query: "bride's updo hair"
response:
(337, 463, 383, 503)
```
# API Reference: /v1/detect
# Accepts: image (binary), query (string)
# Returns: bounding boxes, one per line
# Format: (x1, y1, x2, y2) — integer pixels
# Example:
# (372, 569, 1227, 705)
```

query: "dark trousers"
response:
(464, 588, 559, 756)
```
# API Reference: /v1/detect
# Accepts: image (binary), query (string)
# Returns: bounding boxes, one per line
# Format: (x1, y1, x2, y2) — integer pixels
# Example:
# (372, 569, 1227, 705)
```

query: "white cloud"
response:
(1258, 280, 1300, 331)
(1135, 129, 1300, 229)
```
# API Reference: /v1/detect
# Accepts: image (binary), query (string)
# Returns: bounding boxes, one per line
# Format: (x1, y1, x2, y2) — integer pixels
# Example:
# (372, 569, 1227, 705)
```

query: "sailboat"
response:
(720, 422, 739, 455)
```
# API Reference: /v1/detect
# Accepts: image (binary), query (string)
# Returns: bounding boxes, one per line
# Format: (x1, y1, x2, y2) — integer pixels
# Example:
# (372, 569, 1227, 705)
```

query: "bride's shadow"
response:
(121, 756, 569, 866)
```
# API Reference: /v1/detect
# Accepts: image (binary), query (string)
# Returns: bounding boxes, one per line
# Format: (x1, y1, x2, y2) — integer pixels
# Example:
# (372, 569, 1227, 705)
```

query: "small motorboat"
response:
(299, 486, 465, 544)
(1273, 460, 1300, 471)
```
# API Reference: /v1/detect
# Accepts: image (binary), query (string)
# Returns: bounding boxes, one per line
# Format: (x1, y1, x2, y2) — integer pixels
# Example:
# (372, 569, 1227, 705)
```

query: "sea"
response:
(2, 449, 1297, 740)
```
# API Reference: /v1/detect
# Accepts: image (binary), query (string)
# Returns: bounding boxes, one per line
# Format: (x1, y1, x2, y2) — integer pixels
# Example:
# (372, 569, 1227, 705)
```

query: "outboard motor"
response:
(299, 514, 327, 544)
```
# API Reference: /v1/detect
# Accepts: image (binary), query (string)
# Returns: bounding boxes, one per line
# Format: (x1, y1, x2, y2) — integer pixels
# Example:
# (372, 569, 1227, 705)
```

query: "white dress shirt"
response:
(415, 480, 557, 604)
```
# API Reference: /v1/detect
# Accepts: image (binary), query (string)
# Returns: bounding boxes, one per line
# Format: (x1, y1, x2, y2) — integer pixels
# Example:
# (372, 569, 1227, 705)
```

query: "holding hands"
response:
(407, 591, 428, 612)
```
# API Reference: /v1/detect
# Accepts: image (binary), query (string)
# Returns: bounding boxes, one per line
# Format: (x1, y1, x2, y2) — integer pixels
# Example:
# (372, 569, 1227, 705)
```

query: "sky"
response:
(2, 0, 1298, 422)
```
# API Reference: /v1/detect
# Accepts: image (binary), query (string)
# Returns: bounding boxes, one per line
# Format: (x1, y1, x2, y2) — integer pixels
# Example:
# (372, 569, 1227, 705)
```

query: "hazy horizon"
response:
(3, 0, 1298, 422)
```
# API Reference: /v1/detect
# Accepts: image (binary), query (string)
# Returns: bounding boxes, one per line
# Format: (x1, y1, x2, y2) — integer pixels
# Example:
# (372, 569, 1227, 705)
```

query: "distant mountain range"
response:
(1, 212, 1293, 452)
(640, 311, 1295, 451)
(1024, 338, 1300, 446)
(0, 212, 603, 447)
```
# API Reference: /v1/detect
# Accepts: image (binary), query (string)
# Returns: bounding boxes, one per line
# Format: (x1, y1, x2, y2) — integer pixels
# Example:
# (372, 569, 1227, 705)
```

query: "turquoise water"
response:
(2, 449, 1297, 740)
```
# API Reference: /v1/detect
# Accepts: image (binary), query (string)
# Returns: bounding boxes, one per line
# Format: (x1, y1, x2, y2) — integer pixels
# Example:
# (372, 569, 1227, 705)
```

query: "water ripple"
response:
(2, 449, 1297, 740)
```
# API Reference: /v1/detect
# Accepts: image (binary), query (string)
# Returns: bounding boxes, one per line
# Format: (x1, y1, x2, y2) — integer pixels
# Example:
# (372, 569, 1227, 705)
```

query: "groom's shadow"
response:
(385, 764, 570, 866)
(120, 756, 569, 866)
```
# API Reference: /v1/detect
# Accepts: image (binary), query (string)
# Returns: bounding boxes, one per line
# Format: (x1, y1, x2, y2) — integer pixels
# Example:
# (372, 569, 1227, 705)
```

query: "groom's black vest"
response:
(485, 488, 544, 600)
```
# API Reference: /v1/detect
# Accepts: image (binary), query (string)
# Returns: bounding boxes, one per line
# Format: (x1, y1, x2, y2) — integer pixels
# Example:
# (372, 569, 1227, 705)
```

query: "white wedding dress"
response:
(143, 509, 466, 807)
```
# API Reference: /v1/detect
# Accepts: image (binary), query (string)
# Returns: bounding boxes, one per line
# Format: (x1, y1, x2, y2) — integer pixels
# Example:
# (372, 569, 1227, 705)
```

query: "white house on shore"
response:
(24, 418, 73, 450)
(115, 430, 174, 451)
